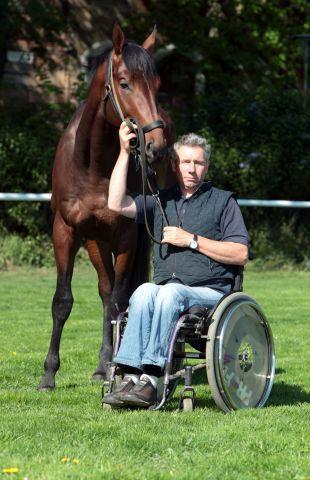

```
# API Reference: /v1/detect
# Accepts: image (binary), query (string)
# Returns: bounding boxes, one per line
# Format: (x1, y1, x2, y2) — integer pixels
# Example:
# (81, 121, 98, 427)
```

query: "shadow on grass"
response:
(167, 368, 310, 409)
(275, 367, 286, 374)
(268, 382, 310, 407)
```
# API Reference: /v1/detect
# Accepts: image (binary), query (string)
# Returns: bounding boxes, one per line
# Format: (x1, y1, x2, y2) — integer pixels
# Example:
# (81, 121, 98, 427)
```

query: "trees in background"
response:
(126, 1, 310, 264)
(0, 0, 309, 266)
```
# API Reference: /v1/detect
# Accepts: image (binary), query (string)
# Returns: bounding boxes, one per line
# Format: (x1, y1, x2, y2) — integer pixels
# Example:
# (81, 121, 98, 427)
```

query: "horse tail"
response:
(129, 223, 150, 295)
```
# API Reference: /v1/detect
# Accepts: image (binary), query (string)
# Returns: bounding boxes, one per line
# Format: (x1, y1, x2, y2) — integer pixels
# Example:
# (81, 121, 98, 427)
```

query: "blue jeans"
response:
(114, 282, 223, 370)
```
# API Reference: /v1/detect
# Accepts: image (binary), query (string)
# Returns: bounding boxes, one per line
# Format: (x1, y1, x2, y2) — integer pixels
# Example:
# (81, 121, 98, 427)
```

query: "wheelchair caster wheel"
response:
(101, 403, 112, 410)
(182, 398, 194, 412)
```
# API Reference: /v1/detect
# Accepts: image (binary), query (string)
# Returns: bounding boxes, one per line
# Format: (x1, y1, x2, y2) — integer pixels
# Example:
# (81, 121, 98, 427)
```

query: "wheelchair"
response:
(102, 266, 275, 413)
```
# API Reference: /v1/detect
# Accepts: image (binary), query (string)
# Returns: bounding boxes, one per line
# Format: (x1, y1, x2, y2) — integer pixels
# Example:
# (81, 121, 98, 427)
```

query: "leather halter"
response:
(103, 51, 165, 135)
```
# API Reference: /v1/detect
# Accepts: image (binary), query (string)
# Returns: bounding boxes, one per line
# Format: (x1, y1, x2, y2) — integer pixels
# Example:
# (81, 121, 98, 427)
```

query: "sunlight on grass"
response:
(0, 266, 309, 479)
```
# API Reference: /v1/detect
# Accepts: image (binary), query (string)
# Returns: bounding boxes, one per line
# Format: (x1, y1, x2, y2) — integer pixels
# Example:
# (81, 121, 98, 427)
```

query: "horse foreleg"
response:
(38, 212, 80, 390)
(86, 240, 115, 380)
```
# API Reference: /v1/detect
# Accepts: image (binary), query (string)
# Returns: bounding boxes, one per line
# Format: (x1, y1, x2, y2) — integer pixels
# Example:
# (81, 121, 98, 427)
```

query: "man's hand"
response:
(162, 226, 192, 248)
(119, 121, 136, 154)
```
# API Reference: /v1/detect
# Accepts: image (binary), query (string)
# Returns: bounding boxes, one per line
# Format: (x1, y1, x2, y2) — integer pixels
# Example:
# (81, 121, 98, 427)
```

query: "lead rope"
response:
(132, 121, 169, 245)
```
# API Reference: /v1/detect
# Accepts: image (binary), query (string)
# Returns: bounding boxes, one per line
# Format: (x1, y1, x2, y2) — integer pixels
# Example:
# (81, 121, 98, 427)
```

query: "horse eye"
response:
(120, 82, 130, 90)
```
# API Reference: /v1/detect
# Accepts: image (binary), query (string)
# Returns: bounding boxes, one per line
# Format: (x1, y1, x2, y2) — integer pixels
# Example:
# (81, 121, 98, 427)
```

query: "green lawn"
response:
(0, 266, 309, 479)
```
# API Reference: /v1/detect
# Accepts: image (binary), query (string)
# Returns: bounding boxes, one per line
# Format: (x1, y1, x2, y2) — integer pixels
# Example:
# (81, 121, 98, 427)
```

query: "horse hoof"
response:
(37, 377, 55, 391)
(37, 383, 55, 391)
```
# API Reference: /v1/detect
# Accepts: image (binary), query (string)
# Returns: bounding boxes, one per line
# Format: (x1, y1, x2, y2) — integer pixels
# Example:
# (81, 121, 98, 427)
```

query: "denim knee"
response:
(129, 282, 158, 306)
(154, 283, 185, 309)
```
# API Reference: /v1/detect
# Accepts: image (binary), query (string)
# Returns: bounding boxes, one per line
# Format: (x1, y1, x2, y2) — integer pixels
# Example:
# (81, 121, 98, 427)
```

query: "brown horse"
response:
(38, 24, 173, 390)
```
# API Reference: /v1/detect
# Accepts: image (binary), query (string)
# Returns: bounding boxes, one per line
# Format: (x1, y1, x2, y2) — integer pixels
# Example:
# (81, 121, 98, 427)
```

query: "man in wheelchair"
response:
(102, 122, 249, 408)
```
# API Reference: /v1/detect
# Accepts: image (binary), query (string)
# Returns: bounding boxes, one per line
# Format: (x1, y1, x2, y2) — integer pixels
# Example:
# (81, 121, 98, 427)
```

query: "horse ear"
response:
(112, 23, 125, 54)
(142, 25, 157, 52)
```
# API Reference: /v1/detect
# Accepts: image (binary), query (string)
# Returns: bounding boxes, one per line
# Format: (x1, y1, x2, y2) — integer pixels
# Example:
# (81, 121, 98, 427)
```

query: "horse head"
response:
(104, 24, 167, 163)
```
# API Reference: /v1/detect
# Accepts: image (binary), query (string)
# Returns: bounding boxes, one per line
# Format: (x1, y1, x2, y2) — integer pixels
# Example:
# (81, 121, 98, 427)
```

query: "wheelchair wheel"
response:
(206, 292, 275, 413)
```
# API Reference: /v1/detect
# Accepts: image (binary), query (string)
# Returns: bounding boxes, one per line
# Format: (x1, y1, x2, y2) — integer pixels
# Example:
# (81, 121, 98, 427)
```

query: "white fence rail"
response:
(0, 193, 51, 201)
(0, 193, 310, 208)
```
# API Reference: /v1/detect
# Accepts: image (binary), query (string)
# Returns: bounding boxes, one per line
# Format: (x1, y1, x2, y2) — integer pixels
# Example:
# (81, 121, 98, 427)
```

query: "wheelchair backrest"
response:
(232, 265, 244, 291)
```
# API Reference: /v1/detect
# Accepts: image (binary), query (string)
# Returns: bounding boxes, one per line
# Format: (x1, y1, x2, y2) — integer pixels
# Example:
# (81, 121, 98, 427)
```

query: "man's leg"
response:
(141, 283, 223, 368)
(122, 283, 223, 407)
(113, 282, 160, 369)
(102, 282, 160, 406)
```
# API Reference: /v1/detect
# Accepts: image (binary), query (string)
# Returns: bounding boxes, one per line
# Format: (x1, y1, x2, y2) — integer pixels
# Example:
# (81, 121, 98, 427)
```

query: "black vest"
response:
(153, 182, 236, 286)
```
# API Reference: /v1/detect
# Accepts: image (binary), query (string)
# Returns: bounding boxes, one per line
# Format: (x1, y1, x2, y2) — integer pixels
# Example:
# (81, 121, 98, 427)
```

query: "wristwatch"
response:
(189, 234, 198, 250)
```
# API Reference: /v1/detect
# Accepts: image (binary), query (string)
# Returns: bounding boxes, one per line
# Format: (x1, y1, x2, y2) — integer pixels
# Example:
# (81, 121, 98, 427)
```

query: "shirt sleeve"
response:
(220, 197, 249, 245)
(131, 193, 156, 224)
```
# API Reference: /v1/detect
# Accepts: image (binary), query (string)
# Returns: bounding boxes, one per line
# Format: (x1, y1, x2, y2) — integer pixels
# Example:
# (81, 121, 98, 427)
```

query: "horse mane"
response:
(90, 42, 158, 84)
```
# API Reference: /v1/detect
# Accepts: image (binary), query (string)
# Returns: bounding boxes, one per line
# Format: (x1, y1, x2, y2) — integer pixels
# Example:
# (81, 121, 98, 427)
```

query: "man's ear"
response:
(142, 25, 157, 52)
(112, 23, 125, 54)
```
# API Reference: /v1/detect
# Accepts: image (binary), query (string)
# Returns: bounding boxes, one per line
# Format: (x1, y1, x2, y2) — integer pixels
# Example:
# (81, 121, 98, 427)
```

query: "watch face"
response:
(190, 239, 198, 249)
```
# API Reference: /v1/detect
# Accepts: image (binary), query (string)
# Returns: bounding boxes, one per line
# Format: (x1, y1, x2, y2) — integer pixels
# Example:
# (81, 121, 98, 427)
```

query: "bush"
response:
(194, 88, 310, 199)
(0, 234, 54, 268)
(192, 88, 310, 265)
(0, 234, 89, 269)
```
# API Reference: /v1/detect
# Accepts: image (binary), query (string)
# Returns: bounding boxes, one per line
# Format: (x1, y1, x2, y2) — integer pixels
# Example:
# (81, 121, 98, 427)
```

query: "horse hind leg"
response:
(38, 212, 80, 390)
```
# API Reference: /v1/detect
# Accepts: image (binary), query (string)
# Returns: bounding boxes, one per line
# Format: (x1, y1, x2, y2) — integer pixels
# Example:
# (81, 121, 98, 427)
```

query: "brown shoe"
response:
(120, 375, 157, 407)
(102, 376, 136, 407)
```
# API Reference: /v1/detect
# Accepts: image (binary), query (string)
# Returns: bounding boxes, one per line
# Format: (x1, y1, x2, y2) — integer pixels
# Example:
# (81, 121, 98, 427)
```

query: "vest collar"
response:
(173, 181, 213, 199)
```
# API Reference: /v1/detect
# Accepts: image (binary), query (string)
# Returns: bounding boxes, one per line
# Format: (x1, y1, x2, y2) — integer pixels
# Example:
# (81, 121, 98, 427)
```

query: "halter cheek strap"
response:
(103, 52, 125, 122)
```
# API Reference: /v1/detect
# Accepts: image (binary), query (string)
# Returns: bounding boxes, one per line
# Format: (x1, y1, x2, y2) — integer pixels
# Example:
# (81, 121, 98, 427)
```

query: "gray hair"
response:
(173, 133, 211, 166)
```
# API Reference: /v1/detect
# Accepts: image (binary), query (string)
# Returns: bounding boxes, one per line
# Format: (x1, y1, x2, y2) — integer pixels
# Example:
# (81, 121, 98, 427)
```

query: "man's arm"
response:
(108, 122, 137, 219)
(162, 227, 248, 266)
(161, 197, 249, 266)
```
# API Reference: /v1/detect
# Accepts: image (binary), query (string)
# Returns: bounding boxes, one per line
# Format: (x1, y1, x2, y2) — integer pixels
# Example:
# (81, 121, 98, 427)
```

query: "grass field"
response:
(0, 266, 309, 480)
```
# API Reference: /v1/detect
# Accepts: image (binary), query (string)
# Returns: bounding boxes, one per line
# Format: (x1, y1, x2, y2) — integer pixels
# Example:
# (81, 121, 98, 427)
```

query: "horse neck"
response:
(73, 62, 120, 179)
(72, 76, 141, 189)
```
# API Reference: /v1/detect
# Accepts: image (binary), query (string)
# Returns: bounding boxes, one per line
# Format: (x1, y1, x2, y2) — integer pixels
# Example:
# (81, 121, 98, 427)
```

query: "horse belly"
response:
(64, 200, 133, 243)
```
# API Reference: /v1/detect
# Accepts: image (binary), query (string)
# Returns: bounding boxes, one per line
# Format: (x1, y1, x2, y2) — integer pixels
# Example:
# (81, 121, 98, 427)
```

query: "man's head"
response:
(172, 133, 211, 195)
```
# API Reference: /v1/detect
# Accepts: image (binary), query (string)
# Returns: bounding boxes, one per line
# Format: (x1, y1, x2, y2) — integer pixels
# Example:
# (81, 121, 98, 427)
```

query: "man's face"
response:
(172, 145, 209, 193)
